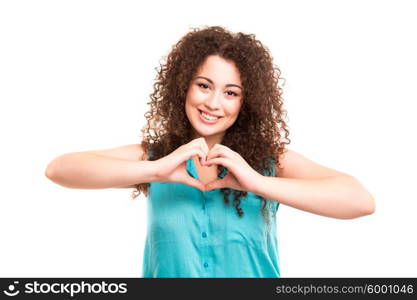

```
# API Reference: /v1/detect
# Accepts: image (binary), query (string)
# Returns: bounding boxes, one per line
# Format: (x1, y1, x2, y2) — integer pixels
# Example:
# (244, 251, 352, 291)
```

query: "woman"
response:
(45, 26, 375, 278)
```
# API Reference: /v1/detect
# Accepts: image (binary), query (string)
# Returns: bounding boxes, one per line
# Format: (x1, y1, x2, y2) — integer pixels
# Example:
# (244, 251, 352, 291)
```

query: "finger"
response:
(190, 137, 209, 158)
(206, 146, 226, 161)
(194, 146, 208, 166)
(187, 146, 207, 166)
(205, 157, 231, 169)
(205, 179, 226, 191)
(190, 143, 208, 165)
(184, 139, 207, 155)
(198, 137, 209, 155)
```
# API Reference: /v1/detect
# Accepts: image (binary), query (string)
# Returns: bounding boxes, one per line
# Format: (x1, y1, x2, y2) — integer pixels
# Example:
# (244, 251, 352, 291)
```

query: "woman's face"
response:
(185, 55, 243, 141)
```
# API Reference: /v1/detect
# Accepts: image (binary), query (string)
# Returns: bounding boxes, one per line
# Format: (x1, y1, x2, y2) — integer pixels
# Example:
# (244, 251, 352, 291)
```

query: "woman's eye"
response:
(197, 83, 209, 89)
(226, 91, 238, 97)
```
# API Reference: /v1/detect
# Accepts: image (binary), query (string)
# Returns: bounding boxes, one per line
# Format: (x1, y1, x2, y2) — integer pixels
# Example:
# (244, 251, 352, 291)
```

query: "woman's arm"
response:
(252, 149, 376, 219)
(45, 144, 158, 189)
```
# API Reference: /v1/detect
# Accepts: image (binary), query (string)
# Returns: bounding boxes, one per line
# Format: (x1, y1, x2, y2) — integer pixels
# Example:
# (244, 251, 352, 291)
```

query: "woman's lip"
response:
(198, 109, 222, 118)
(198, 109, 222, 124)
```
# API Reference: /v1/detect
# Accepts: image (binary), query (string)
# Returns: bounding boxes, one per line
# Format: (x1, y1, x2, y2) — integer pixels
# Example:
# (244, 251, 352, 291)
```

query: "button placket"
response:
(188, 157, 214, 274)
(201, 193, 211, 273)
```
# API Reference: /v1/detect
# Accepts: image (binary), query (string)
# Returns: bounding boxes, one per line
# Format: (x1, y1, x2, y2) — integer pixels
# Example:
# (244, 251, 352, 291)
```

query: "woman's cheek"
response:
(196, 89, 210, 100)
(226, 102, 242, 117)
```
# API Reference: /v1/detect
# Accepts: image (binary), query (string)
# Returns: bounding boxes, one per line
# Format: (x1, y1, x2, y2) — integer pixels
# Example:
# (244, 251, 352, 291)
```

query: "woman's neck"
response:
(191, 131, 224, 150)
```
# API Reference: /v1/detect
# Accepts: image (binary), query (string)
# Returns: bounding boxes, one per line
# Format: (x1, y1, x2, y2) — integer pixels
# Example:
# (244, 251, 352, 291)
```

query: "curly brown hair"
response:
(132, 25, 290, 226)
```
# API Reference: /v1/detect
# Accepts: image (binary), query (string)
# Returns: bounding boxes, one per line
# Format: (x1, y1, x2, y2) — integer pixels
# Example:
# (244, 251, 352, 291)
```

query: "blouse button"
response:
(203, 262, 208, 268)
(202, 232, 207, 238)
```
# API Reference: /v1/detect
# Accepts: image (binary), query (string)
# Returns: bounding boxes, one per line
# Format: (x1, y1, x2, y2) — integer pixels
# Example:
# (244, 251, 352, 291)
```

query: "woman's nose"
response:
(205, 90, 222, 110)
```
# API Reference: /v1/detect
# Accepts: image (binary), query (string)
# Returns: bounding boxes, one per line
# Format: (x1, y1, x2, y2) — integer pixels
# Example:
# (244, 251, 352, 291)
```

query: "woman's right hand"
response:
(154, 138, 209, 192)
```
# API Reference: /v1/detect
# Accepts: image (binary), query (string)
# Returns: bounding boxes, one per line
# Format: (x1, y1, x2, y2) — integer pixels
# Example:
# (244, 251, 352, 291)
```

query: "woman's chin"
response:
(194, 126, 223, 138)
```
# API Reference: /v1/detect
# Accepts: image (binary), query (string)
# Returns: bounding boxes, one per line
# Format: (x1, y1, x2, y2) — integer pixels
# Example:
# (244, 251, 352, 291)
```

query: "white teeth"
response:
(201, 111, 219, 120)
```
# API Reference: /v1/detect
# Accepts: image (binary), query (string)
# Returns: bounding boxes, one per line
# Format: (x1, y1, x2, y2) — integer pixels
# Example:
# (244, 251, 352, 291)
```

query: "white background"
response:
(1, 0, 416, 277)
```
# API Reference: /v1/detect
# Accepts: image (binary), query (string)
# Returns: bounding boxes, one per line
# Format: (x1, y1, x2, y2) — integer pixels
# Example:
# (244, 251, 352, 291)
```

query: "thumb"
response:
(183, 177, 206, 192)
(205, 179, 226, 191)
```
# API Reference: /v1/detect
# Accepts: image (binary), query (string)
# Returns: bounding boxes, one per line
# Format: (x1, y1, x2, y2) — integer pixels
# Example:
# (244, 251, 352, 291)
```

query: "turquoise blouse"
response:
(142, 155, 280, 278)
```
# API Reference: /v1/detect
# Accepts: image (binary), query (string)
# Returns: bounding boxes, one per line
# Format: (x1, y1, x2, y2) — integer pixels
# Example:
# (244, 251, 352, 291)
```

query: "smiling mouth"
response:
(198, 109, 222, 123)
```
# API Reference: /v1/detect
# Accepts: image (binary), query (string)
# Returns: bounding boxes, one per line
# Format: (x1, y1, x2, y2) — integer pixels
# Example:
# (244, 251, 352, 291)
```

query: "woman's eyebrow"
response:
(195, 76, 242, 90)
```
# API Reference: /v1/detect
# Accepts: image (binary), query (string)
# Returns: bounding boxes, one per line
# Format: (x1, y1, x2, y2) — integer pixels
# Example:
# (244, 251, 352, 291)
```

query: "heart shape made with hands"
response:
(177, 142, 260, 193)
(194, 157, 230, 192)
(189, 146, 243, 192)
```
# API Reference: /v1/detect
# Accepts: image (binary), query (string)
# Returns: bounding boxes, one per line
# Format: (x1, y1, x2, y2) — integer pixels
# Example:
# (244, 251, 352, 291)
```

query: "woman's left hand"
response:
(203, 144, 262, 193)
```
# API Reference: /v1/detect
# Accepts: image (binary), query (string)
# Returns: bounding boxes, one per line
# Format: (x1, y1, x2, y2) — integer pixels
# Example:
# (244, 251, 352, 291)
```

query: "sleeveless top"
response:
(142, 152, 280, 278)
